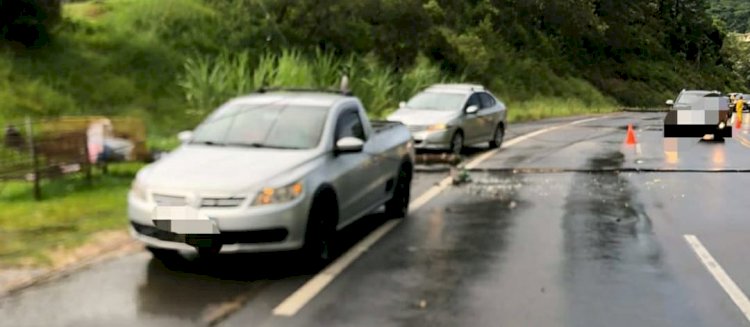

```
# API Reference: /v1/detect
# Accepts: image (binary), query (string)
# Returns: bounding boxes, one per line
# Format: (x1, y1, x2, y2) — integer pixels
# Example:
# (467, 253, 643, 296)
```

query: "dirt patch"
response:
(48, 230, 134, 269)
(0, 229, 143, 296)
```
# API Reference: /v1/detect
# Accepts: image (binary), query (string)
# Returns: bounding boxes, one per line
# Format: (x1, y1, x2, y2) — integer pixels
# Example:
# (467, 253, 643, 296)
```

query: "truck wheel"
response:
(489, 124, 504, 149)
(450, 131, 464, 155)
(301, 194, 338, 270)
(385, 164, 412, 218)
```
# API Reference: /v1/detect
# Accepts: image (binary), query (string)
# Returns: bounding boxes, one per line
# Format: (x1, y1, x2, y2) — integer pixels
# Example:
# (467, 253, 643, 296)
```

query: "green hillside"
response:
(1, 0, 748, 140)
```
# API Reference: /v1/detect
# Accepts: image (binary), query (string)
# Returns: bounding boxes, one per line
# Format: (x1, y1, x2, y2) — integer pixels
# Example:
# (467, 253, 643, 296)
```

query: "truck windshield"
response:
(406, 92, 466, 111)
(190, 103, 330, 149)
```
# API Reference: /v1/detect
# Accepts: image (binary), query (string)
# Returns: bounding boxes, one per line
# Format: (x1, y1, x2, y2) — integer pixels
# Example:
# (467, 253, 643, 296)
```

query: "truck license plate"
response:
(152, 206, 219, 234)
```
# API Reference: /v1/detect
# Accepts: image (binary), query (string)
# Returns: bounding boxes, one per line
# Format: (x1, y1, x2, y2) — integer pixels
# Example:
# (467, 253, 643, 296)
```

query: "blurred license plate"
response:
(152, 206, 219, 234)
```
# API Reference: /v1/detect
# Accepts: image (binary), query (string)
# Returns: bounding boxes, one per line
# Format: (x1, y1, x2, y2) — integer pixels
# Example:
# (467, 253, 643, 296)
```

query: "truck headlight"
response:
(427, 123, 448, 131)
(253, 181, 304, 206)
(130, 180, 147, 201)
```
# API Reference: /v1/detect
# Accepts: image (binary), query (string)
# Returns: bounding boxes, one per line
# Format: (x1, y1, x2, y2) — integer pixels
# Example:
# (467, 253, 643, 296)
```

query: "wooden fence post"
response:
(82, 133, 92, 184)
(25, 116, 41, 201)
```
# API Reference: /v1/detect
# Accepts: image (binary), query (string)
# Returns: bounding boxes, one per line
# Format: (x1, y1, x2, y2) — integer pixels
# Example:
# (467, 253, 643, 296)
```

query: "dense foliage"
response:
(721, 33, 750, 83)
(206, 0, 741, 106)
(709, 0, 750, 33)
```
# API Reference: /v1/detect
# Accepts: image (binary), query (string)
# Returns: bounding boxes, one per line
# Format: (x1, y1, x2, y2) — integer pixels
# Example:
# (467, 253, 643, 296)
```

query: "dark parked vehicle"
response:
(664, 89, 732, 140)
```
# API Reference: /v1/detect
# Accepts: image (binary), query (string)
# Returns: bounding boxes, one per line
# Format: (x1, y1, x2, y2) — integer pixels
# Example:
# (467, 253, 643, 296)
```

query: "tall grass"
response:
(507, 97, 616, 123)
(178, 52, 254, 114)
(177, 49, 617, 121)
(178, 50, 447, 118)
(397, 54, 447, 101)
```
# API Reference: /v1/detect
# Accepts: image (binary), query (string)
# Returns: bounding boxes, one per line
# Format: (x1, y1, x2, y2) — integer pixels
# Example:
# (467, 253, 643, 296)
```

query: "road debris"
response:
(451, 166, 471, 185)
(416, 153, 462, 166)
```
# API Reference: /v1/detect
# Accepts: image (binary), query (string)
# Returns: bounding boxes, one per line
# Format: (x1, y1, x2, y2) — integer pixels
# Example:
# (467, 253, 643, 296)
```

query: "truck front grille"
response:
(152, 194, 187, 206)
(200, 197, 246, 208)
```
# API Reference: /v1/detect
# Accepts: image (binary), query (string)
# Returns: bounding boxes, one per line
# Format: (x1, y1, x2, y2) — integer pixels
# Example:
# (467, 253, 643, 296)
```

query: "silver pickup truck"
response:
(127, 89, 415, 267)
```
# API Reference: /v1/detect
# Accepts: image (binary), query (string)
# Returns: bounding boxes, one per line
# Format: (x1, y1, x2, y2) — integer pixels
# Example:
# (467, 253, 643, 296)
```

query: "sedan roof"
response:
(426, 83, 485, 94)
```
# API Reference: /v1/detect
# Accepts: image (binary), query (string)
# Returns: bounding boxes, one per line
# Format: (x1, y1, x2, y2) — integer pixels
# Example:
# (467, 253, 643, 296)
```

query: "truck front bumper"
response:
(127, 192, 311, 254)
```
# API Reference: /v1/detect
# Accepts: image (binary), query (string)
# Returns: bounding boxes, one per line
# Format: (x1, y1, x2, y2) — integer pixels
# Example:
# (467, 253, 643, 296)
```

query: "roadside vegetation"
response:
(709, 0, 750, 33)
(0, 163, 141, 267)
(1, 0, 748, 267)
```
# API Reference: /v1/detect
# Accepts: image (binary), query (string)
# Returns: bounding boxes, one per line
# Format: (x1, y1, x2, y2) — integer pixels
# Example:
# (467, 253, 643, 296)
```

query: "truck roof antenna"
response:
(340, 74, 350, 94)
(339, 65, 353, 96)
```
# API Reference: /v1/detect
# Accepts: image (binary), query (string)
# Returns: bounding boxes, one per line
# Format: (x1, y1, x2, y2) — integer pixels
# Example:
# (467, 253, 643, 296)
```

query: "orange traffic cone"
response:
(625, 124, 637, 145)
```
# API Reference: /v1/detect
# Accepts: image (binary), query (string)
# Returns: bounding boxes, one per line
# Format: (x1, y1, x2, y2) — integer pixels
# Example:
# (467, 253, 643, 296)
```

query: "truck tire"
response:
(489, 124, 504, 149)
(301, 192, 338, 270)
(385, 163, 412, 218)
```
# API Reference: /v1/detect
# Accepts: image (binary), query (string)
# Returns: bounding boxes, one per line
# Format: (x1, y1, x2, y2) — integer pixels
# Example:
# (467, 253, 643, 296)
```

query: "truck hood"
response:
(140, 145, 320, 194)
(387, 108, 459, 126)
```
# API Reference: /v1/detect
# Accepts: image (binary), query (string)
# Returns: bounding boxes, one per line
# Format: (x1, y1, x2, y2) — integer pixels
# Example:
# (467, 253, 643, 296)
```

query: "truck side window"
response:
(335, 110, 366, 141)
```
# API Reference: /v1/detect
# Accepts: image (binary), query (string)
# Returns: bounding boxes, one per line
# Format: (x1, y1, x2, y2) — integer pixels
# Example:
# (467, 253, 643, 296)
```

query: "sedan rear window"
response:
(190, 103, 330, 149)
(675, 92, 716, 105)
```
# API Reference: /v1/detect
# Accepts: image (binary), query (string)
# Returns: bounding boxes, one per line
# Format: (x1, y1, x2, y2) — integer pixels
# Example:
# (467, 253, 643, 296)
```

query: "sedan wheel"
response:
(489, 124, 504, 149)
(450, 132, 464, 155)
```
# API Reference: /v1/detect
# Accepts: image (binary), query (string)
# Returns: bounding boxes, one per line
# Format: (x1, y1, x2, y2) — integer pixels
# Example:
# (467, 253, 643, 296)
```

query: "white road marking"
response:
(273, 219, 400, 316)
(409, 177, 453, 211)
(684, 234, 750, 322)
(272, 116, 605, 317)
(464, 117, 602, 169)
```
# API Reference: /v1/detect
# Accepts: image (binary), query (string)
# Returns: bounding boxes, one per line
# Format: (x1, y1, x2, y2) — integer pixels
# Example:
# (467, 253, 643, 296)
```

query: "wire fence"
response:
(1, 116, 148, 200)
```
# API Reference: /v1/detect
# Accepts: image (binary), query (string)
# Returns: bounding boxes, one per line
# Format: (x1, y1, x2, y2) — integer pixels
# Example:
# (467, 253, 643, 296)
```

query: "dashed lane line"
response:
(684, 234, 750, 323)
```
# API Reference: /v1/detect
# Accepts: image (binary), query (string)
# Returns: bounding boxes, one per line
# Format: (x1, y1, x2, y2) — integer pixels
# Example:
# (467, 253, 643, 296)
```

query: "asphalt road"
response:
(2, 112, 750, 327)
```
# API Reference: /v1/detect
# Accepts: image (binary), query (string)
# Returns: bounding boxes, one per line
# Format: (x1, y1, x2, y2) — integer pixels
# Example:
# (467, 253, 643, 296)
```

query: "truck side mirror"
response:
(335, 137, 364, 154)
(665, 99, 674, 106)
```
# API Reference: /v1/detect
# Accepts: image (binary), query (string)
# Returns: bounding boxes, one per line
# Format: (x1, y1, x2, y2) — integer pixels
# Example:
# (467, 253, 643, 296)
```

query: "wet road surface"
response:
(2, 112, 750, 327)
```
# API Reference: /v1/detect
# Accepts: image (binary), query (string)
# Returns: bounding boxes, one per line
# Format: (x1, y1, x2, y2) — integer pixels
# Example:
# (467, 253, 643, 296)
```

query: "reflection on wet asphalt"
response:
(559, 151, 702, 326)
(3, 113, 750, 327)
